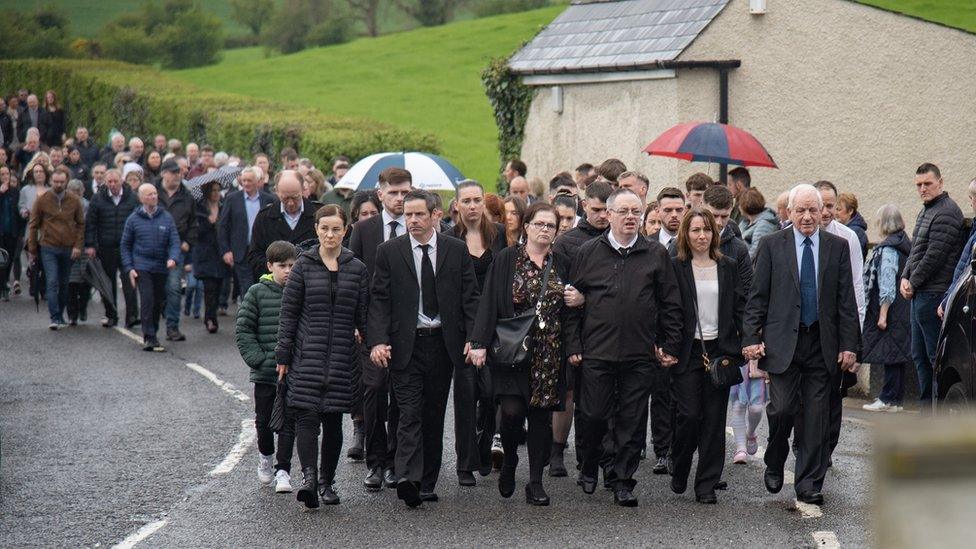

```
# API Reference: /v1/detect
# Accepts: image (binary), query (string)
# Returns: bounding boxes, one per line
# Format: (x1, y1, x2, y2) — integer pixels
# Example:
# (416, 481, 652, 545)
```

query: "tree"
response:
(0, 7, 72, 59)
(230, 0, 276, 37)
(344, 0, 382, 37)
(96, 0, 223, 68)
(157, 4, 224, 68)
(393, 0, 458, 27)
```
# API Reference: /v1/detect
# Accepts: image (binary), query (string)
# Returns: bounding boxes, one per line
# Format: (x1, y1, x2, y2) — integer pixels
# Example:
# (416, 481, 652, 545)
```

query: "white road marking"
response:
(811, 530, 840, 547)
(209, 418, 256, 476)
(114, 325, 144, 344)
(185, 362, 250, 402)
(796, 500, 823, 518)
(111, 519, 168, 549)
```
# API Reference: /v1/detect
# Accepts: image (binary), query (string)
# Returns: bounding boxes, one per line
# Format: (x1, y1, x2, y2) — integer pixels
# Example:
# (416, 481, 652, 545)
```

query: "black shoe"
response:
(420, 491, 439, 502)
(670, 475, 687, 494)
(797, 491, 824, 505)
(577, 473, 597, 495)
(347, 422, 365, 461)
(205, 319, 218, 334)
(396, 479, 422, 508)
(696, 492, 718, 504)
(143, 339, 154, 352)
(614, 489, 638, 507)
(478, 463, 493, 477)
(602, 467, 616, 490)
(714, 480, 728, 491)
(458, 471, 476, 487)
(126, 319, 140, 329)
(297, 467, 319, 509)
(102, 318, 117, 328)
(525, 482, 550, 506)
(383, 468, 397, 488)
(548, 442, 568, 477)
(498, 466, 516, 498)
(652, 456, 669, 475)
(764, 467, 784, 494)
(145, 338, 165, 352)
(318, 482, 340, 505)
(364, 467, 383, 491)
(166, 328, 186, 341)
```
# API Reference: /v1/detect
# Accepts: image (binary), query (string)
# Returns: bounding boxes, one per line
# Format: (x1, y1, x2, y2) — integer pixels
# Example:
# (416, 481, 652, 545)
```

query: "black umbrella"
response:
(185, 165, 244, 200)
(80, 256, 117, 320)
(27, 255, 44, 312)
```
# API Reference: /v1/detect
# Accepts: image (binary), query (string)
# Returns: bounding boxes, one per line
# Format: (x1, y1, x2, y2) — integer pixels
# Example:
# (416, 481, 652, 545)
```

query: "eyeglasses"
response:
(610, 208, 643, 217)
(528, 221, 557, 231)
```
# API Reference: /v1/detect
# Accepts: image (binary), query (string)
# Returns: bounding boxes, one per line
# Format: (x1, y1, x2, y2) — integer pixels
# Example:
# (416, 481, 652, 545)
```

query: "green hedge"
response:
(0, 59, 439, 167)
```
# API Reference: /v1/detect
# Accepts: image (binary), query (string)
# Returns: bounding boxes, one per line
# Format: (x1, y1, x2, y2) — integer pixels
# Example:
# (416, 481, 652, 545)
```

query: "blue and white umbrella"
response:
(335, 152, 464, 192)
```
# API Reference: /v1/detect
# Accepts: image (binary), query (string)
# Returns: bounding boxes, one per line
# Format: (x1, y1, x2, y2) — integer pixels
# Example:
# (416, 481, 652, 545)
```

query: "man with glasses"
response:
(246, 170, 317, 279)
(566, 188, 683, 507)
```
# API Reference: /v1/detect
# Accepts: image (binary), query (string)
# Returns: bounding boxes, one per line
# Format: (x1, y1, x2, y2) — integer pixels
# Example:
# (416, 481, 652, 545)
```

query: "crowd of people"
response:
(3, 86, 975, 513)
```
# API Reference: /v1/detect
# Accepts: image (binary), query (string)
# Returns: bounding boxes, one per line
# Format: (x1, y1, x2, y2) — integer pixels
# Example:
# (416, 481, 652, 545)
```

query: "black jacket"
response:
(38, 108, 65, 147)
(743, 228, 860, 375)
(277, 247, 370, 413)
(846, 211, 869, 260)
(568, 233, 684, 361)
(349, 213, 387, 277)
(720, 224, 754, 295)
(75, 138, 100, 168)
(448, 221, 507, 289)
(84, 185, 140, 249)
(157, 182, 197, 248)
(192, 199, 231, 280)
(0, 111, 12, 149)
(862, 230, 913, 365)
(672, 256, 745, 374)
(366, 232, 480, 370)
(247, 199, 318, 278)
(904, 192, 964, 294)
(217, 189, 275, 264)
(552, 217, 604, 279)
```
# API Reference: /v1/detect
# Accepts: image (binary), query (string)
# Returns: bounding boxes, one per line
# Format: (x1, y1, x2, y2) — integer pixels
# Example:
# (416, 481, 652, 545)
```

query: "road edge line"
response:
(111, 519, 168, 549)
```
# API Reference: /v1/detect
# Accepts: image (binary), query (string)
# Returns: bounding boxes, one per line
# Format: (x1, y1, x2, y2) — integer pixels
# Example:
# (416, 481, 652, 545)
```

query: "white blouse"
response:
(693, 263, 719, 341)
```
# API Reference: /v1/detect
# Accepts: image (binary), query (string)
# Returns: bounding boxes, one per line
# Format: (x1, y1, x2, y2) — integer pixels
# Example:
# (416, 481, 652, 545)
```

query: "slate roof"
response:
(509, 0, 731, 75)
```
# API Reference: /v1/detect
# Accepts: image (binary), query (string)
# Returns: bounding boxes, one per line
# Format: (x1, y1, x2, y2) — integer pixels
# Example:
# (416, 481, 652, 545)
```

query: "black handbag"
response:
(489, 257, 553, 366)
(269, 377, 288, 432)
(693, 294, 743, 388)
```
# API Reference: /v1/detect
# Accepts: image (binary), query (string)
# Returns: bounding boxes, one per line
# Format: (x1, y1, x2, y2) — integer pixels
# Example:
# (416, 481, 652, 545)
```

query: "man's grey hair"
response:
(240, 166, 261, 181)
(214, 151, 229, 167)
(66, 179, 85, 195)
(104, 168, 122, 180)
(875, 204, 905, 237)
(606, 188, 641, 209)
(618, 170, 649, 187)
(787, 183, 824, 209)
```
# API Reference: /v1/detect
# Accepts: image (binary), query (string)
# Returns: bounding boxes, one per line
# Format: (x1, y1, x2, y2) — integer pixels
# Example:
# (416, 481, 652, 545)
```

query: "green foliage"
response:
(481, 55, 533, 193)
(157, 5, 225, 68)
(96, 0, 224, 68)
(473, 0, 550, 18)
(308, 17, 355, 47)
(395, 0, 459, 27)
(262, 0, 338, 53)
(0, 59, 438, 170)
(0, 6, 73, 59)
(229, 0, 277, 36)
(99, 24, 160, 65)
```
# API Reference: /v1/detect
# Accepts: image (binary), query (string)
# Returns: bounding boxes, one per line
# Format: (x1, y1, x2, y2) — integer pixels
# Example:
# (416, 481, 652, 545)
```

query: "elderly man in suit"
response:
(367, 189, 480, 508)
(218, 166, 274, 292)
(742, 183, 860, 506)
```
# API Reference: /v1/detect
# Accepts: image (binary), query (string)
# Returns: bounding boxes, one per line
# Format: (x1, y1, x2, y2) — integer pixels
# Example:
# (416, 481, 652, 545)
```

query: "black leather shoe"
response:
(420, 491, 439, 502)
(499, 466, 516, 498)
(577, 474, 597, 495)
(670, 475, 687, 494)
(549, 442, 568, 477)
(525, 482, 550, 506)
(347, 423, 365, 461)
(318, 482, 340, 505)
(396, 479, 422, 508)
(696, 492, 718, 504)
(297, 467, 319, 509)
(764, 468, 784, 494)
(613, 489, 639, 507)
(714, 480, 728, 491)
(458, 471, 476, 487)
(363, 467, 383, 491)
(383, 468, 397, 488)
(652, 456, 669, 475)
(478, 463, 493, 477)
(102, 318, 117, 328)
(797, 491, 824, 505)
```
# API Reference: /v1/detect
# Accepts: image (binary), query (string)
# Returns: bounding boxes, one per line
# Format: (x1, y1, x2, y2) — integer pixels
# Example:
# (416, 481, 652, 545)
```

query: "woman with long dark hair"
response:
(192, 181, 229, 332)
(38, 90, 66, 148)
(670, 208, 745, 504)
(503, 195, 526, 247)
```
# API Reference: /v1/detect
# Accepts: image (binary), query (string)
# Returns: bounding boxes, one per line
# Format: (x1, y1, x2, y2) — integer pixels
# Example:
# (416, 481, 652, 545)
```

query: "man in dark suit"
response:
(367, 189, 480, 508)
(246, 170, 317, 279)
(218, 166, 274, 292)
(350, 167, 412, 491)
(742, 183, 860, 506)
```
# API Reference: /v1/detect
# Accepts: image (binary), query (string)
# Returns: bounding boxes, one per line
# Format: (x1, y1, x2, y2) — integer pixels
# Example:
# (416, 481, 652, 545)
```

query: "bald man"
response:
(121, 183, 181, 352)
(246, 170, 319, 278)
(508, 176, 530, 203)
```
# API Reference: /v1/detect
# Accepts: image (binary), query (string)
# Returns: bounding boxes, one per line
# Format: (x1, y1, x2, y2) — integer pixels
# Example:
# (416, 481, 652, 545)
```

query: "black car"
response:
(935, 257, 976, 411)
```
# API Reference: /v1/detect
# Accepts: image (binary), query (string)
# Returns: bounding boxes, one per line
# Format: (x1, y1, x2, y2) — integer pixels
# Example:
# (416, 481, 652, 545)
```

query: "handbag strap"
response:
(690, 278, 710, 370)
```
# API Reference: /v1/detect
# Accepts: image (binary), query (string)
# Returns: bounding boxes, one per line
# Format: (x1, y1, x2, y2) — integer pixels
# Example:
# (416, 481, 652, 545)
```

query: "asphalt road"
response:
(0, 293, 876, 548)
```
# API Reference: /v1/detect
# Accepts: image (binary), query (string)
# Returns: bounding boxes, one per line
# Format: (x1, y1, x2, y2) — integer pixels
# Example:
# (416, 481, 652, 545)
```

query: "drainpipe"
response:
(719, 68, 730, 184)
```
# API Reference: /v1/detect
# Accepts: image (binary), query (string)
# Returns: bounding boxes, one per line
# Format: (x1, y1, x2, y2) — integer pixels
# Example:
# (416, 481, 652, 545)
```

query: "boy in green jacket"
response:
(236, 240, 297, 493)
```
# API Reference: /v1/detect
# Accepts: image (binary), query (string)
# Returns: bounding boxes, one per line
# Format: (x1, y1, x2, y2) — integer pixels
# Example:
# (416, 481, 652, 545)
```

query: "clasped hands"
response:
(743, 342, 858, 372)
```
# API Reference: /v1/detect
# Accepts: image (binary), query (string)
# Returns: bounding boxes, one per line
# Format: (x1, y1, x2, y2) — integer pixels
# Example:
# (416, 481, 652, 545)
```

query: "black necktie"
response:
(619, 246, 631, 257)
(420, 244, 438, 318)
(388, 220, 398, 241)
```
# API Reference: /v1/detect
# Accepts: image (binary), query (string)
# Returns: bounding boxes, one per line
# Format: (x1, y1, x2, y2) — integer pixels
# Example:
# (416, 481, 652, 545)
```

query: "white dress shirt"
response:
(281, 201, 304, 230)
(608, 230, 639, 253)
(382, 210, 406, 242)
(658, 228, 677, 248)
(826, 219, 866, 327)
(409, 232, 442, 328)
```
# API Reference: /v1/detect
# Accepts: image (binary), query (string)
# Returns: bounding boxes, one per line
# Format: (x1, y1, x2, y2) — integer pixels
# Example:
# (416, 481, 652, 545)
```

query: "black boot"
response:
(498, 465, 516, 498)
(347, 420, 365, 461)
(297, 467, 319, 509)
(318, 480, 340, 505)
(525, 482, 550, 506)
(548, 442, 568, 477)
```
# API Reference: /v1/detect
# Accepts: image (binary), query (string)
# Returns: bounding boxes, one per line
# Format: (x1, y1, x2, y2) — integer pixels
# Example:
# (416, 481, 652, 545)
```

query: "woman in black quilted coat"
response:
(276, 204, 370, 509)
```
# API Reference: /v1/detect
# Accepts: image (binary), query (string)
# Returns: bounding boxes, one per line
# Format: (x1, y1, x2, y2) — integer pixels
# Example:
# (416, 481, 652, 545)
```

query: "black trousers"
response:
(670, 340, 729, 496)
(135, 270, 167, 339)
(647, 361, 672, 458)
(579, 359, 654, 490)
(827, 369, 843, 459)
(453, 363, 493, 473)
(0, 233, 18, 288)
(499, 395, 551, 483)
(200, 276, 222, 323)
(765, 326, 831, 496)
(99, 247, 138, 324)
(362, 351, 399, 471)
(66, 281, 91, 321)
(390, 333, 453, 492)
(294, 409, 343, 483)
(253, 383, 296, 472)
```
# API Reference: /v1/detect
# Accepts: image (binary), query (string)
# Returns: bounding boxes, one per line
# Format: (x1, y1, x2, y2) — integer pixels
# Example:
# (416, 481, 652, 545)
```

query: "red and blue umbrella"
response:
(642, 122, 777, 168)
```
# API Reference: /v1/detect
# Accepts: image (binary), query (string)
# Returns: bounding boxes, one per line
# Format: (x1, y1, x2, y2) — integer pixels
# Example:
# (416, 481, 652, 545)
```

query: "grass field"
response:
(171, 7, 565, 187)
(858, 0, 976, 32)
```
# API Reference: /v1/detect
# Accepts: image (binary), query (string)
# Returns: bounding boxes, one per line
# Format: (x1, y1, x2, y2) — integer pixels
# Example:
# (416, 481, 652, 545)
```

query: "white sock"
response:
(730, 401, 747, 452)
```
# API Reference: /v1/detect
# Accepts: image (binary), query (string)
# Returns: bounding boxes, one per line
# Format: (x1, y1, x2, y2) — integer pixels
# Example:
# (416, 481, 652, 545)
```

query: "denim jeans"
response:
(910, 291, 942, 402)
(40, 246, 72, 323)
(878, 362, 907, 406)
(164, 252, 184, 330)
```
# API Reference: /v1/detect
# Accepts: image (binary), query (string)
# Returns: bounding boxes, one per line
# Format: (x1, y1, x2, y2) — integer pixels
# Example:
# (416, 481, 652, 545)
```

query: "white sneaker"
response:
(886, 405, 904, 413)
(862, 399, 891, 412)
(274, 469, 293, 493)
(257, 454, 274, 484)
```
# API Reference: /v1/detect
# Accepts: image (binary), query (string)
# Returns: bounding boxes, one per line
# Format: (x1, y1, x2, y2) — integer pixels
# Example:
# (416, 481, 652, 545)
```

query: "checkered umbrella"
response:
(185, 165, 244, 200)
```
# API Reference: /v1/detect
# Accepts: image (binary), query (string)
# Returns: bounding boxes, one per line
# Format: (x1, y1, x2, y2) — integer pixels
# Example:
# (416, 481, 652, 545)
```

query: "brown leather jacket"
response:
(27, 189, 85, 253)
